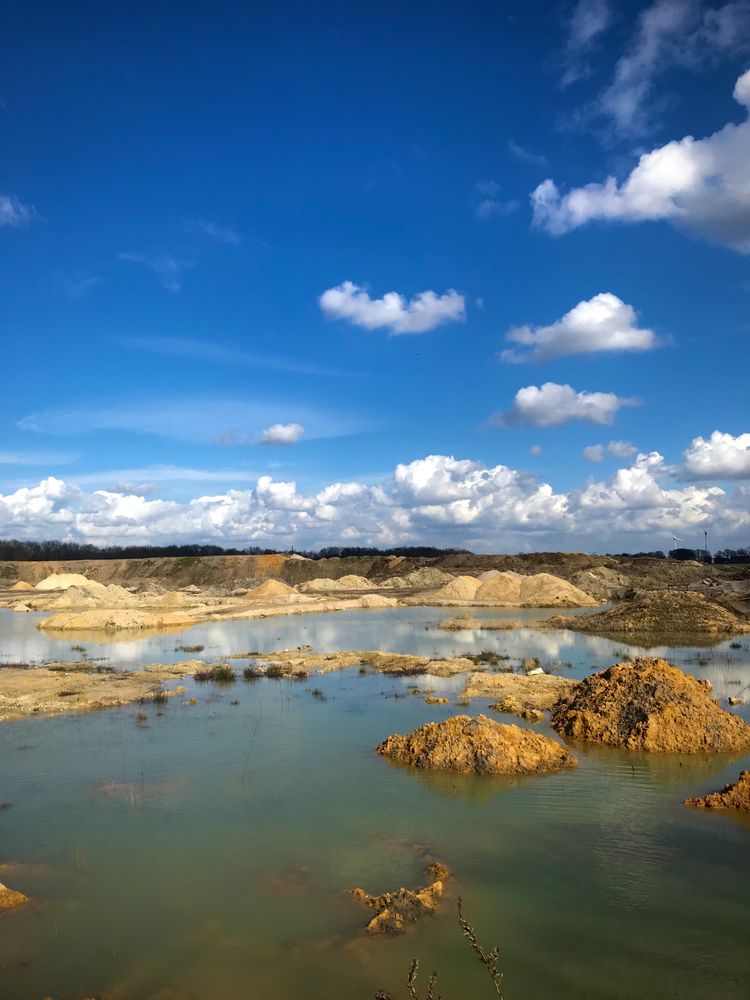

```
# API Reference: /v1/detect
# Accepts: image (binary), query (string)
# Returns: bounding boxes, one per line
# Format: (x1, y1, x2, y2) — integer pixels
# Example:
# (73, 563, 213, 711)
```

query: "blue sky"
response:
(1, 0, 749, 551)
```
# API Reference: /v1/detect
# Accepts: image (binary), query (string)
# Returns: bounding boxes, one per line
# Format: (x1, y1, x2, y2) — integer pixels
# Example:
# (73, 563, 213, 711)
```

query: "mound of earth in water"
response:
(463, 672, 578, 710)
(349, 862, 451, 935)
(298, 574, 375, 593)
(550, 589, 750, 636)
(358, 593, 398, 608)
(377, 715, 577, 774)
(38, 609, 197, 632)
(684, 770, 750, 811)
(474, 572, 597, 608)
(432, 575, 482, 601)
(0, 882, 27, 910)
(551, 657, 750, 753)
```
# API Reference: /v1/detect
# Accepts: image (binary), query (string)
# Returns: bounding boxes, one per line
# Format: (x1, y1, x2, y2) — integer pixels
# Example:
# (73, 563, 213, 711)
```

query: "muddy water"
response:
(0, 610, 749, 998)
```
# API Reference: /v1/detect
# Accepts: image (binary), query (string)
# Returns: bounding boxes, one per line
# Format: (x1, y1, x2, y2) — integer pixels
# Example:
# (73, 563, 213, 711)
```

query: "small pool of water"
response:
(0, 609, 749, 998)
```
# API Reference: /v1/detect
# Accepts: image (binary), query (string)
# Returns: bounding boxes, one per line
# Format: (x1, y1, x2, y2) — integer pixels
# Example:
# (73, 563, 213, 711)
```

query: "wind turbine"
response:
(671, 534, 682, 552)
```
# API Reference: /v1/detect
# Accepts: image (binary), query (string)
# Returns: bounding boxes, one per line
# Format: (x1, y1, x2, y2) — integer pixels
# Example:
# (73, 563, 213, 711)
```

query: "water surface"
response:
(0, 609, 749, 999)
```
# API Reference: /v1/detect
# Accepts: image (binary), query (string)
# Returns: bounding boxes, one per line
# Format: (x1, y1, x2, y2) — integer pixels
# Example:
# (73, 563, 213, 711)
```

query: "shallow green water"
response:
(1, 611, 749, 999)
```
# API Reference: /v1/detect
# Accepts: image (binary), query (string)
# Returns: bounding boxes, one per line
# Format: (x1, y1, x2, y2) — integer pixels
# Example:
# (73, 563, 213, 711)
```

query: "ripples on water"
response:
(0, 609, 749, 998)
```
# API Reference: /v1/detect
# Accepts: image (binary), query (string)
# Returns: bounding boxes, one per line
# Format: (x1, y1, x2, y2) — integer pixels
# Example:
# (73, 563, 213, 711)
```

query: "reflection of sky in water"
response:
(1, 667, 746, 999)
(0, 607, 748, 698)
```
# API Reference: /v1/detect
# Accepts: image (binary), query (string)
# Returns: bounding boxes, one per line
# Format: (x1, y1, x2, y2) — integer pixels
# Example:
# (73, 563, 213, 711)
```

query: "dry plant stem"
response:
(457, 897, 504, 998)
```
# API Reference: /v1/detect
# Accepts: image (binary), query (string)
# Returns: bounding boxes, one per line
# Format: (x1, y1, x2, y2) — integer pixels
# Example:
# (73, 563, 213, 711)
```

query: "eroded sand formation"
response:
(349, 861, 452, 935)
(551, 657, 750, 752)
(684, 770, 750, 811)
(377, 715, 577, 775)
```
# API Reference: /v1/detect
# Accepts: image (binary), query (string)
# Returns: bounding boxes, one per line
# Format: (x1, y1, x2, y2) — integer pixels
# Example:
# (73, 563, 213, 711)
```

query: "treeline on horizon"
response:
(0, 539, 470, 562)
(0, 538, 748, 564)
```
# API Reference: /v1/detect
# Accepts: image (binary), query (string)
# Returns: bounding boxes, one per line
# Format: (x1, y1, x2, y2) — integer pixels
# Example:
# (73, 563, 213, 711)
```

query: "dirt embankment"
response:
(551, 589, 750, 637)
(2, 552, 747, 599)
(551, 657, 750, 753)
(684, 770, 750, 811)
(377, 714, 577, 775)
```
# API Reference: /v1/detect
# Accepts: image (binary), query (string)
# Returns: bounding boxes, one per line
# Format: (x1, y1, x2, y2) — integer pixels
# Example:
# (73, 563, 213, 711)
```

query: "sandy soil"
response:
(0, 660, 204, 722)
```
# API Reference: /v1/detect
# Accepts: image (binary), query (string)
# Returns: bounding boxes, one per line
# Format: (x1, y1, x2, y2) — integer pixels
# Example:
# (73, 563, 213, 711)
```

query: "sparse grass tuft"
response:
(194, 663, 236, 683)
(310, 688, 327, 700)
(243, 666, 263, 681)
(177, 644, 205, 653)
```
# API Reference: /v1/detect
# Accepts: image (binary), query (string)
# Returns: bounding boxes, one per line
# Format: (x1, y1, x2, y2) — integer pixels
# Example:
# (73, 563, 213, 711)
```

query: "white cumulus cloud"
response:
(500, 292, 658, 363)
(494, 382, 641, 428)
(583, 444, 605, 461)
(260, 423, 305, 446)
(319, 281, 466, 335)
(1, 451, 747, 551)
(608, 439, 638, 458)
(533, 69, 750, 252)
(683, 430, 750, 478)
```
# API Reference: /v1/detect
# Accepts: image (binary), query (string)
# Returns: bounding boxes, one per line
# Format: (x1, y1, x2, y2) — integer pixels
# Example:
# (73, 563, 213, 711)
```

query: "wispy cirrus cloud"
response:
(583, 0, 750, 135)
(474, 180, 519, 220)
(118, 251, 194, 292)
(493, 382, 641, 428)
(507, 139, 549, 169)
(0, 194, 35, 227)
(116, 335, 349, 378)
(183, 218, 241, 245)
(17, 397, 362, 445)
(0, 450, 77, 466)
(320, 281, 466, 335)
(561, 0, 613, 87)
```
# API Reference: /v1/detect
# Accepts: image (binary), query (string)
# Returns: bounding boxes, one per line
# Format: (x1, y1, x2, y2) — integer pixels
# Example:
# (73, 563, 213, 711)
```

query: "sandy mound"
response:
(10, 601, 31, 612)
(182, 584, 201, 594)
(38, 609, 195, 632)
(298, 574, 375, 593)
(41, 582, 132, 608)
(0, 882, 28, 910)
(145, 591, 195, 609)
(246, 579, 297, 600)
(555, 590, 750, 636)
(518, 573, 598, 607)
(349, 862, 451, 935)
(433, 575, 482, 601)
(9, 581, 34, 592)
(478, 569, 504, 583)
(684, 770, 750, 811)
(35, 573, 97, 591)
(474, 572, 522, 603)
(551, 657, 750, 753)
(377, 714, 577, 774)
(380, 568, 454, 590)
(473, 572, 596, 607)
(359, 594, 398, 608)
